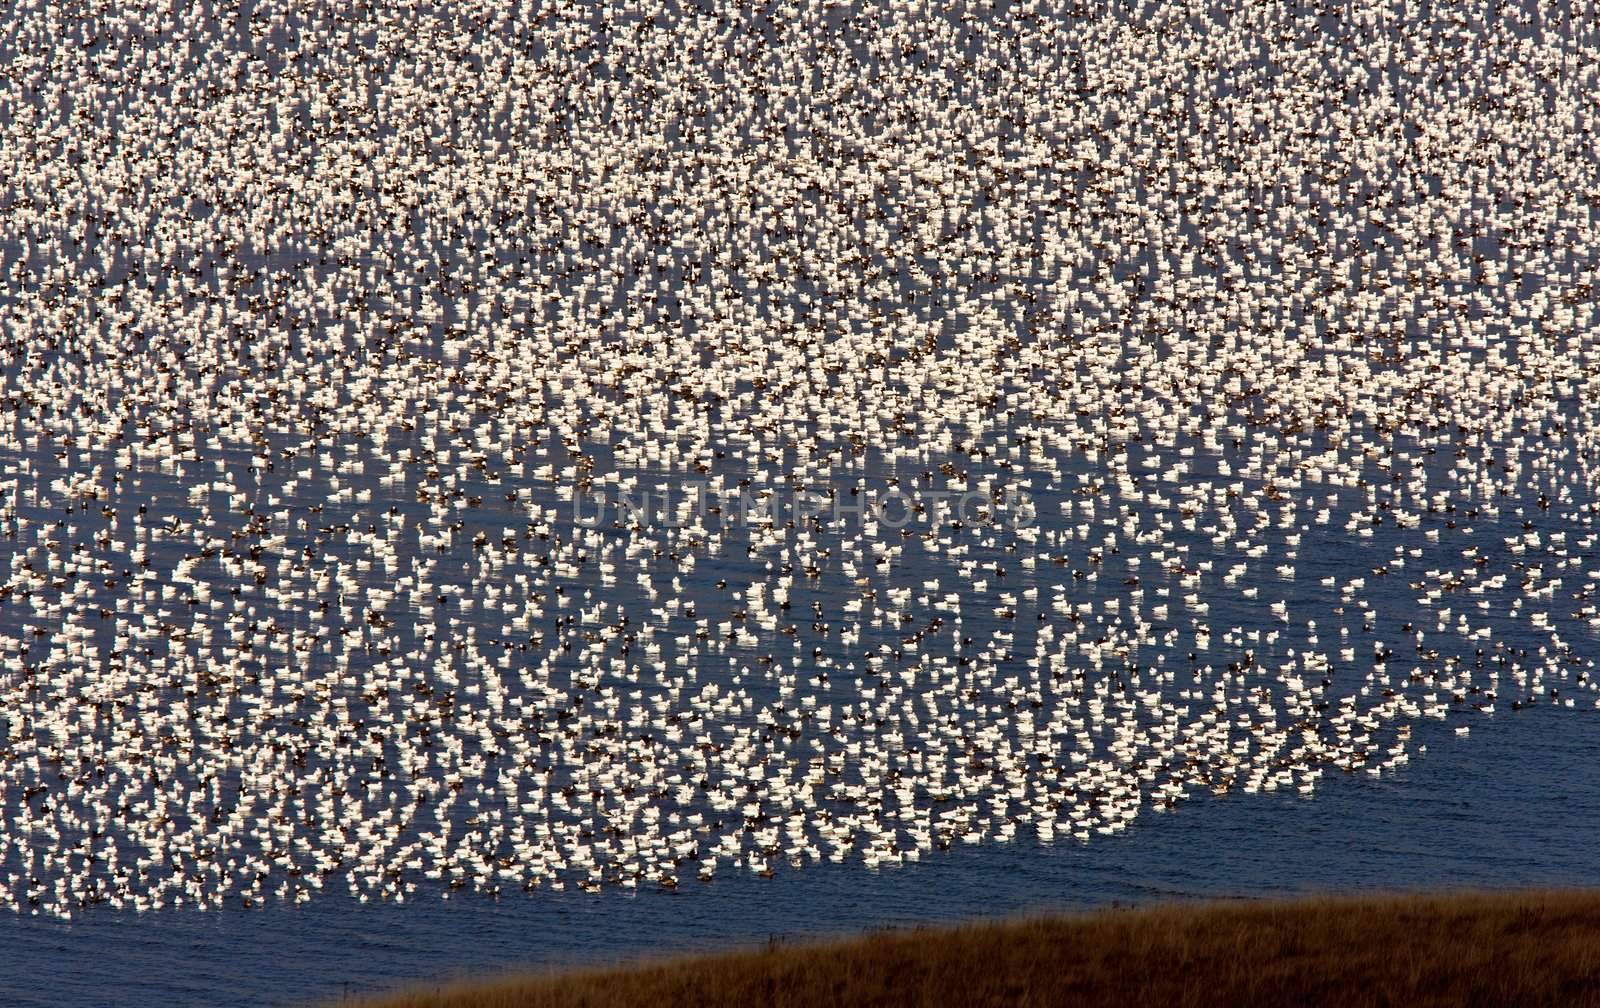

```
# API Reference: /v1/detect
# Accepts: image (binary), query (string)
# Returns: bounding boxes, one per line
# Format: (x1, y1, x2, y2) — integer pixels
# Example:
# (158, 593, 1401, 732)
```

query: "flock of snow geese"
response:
(1, 0, 1597, 918)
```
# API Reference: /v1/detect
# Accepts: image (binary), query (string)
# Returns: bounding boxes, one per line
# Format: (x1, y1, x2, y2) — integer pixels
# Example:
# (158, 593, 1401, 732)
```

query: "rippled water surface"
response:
(0, 705, 1596, 1008)
(4, 0, 1599, 1005)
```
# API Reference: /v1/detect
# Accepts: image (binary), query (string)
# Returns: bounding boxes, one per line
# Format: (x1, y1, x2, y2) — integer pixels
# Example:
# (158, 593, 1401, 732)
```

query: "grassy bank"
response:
(347, 889, 1600, 1007)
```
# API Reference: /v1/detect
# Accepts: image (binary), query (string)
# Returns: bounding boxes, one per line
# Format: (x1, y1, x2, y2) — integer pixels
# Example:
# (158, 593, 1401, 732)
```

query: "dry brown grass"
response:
(345, 889, 1600, 1008)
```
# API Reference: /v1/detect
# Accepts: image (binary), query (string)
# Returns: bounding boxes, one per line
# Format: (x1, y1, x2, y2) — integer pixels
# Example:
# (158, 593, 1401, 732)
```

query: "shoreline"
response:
(343, 888, 1600, 1007)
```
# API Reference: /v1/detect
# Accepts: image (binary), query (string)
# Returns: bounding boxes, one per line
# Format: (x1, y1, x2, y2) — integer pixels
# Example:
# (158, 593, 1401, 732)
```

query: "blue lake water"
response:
(3, 0, 1599, 1005)
(0, 704, 1595, 1008)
